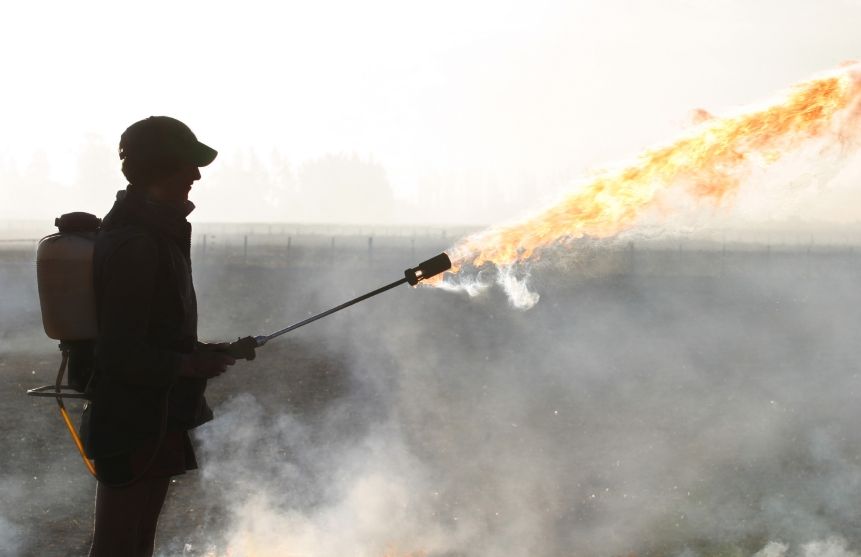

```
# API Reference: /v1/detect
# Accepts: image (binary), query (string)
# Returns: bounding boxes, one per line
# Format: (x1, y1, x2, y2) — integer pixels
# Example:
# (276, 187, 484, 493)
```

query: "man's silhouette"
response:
(85, 116, 241, 556)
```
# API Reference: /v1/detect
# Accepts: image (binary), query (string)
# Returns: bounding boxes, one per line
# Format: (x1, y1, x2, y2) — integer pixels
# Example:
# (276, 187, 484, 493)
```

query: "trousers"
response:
(89, 476, 171, 557)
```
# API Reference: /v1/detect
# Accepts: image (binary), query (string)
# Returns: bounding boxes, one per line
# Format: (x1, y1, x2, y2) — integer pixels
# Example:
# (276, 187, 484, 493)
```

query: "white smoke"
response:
(432, 263, 540, 310)
(0, 516, 23, 556)
(755, 541, 791, 557)
(194, 394, 469, 556)
(753, 538, 861, 557)
(801, 538, 861, 557)
(496, 266, 540, 310)
(0, 477, 26, 555)
(182, 250, 861, 557)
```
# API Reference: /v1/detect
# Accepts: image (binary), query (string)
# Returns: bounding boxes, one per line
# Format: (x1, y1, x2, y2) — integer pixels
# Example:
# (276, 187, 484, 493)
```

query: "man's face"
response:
(148, 164, 201, 202)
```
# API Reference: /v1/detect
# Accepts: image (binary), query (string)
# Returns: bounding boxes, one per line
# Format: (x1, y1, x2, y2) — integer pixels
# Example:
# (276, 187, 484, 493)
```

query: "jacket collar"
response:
(102, 185, 194, 246)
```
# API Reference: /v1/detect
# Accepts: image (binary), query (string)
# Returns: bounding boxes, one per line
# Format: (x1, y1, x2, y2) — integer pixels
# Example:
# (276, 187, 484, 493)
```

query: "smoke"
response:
(0, 479, 25, 556)
(179, 243, 861, 557)
(5, 175, 861, 557)
(195, 395, 463, 556)
(754, 538, 861, 557)
(0, 517, 23, 556)
(432, 263, 541, 310)
(4, 229, 861, 555)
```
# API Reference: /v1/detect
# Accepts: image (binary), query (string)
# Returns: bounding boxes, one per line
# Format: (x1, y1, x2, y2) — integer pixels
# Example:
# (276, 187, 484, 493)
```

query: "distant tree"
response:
(269, 149, 298, 217)
(0, 150, 74, 221)
(75, 133, 122, 216)
(204, 149, 274, 221)
(22, 150, 66, 218)
(297, 153, 394, 224)
(0, 154, 22, 220)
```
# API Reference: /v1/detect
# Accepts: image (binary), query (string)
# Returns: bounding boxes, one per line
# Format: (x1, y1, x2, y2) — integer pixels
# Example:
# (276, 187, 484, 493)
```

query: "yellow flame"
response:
(434, 64, 861, 281)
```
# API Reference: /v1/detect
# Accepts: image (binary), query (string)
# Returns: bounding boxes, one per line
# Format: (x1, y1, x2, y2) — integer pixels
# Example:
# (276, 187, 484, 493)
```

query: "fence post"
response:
(243, 235, 248, 265)
(368, 236, 374, 267)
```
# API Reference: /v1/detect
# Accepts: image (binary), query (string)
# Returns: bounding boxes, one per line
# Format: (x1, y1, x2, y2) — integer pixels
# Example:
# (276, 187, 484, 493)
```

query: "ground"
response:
(3, 237, 861, 556)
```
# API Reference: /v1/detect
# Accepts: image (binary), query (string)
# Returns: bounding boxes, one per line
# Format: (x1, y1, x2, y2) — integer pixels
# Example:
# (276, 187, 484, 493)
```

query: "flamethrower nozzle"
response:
(404, 252, 452, 285)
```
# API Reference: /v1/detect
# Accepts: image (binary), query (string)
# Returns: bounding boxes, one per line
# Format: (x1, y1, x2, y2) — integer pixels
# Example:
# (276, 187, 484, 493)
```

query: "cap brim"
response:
(191, 141, 218, 167)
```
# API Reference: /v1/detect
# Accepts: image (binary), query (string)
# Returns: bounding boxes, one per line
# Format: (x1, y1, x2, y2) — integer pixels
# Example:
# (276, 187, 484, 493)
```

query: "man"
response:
(84, 116, 243, 556)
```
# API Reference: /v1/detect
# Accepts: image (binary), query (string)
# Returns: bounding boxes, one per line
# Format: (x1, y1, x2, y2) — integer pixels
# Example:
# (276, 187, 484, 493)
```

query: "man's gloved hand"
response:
(179, 349, 236, 379)
(193, 337, 257, 362)
(223, 336, 257, 361)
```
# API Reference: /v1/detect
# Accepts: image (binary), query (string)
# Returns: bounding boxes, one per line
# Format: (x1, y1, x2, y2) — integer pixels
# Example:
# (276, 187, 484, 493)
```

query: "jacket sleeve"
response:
(94, 232, 183, 387)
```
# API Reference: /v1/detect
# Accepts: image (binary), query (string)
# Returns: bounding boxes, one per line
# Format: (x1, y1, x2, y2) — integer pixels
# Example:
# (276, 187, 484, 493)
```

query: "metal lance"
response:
(224, 253, 452, 360)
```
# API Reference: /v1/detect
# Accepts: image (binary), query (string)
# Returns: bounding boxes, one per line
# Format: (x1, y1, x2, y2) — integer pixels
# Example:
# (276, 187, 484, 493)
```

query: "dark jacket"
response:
(83, 186, 213, 459)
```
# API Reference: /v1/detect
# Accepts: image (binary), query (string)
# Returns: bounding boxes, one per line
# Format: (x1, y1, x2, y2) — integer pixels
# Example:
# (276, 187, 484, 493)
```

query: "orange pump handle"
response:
(53, 349, 96, 477)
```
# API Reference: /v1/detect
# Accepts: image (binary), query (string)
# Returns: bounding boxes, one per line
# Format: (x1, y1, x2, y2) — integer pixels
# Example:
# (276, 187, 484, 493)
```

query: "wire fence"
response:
(3, 230, 861, 280)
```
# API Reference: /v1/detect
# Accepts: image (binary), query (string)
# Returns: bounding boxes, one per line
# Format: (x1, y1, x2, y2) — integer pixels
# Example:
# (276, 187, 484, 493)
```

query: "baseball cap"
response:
(119, 116, 217, 167)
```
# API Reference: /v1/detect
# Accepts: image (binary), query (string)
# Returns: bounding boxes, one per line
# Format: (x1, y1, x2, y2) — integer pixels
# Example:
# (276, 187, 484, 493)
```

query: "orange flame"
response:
(433, 64, 861, 282)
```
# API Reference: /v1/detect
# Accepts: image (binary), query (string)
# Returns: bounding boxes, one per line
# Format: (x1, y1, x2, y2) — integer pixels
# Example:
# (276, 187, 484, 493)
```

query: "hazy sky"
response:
(3, 0, 861, 223)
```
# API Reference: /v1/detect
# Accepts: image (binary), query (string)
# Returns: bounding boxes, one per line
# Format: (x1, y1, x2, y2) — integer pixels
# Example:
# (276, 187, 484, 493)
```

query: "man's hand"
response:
(197, 338, 257, 361)
(224, 337, 258, 361)
(179, 350, 236, 379)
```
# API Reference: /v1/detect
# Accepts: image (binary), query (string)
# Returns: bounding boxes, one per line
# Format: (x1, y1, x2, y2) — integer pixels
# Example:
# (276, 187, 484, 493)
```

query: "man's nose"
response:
(192, 167, 201, 181)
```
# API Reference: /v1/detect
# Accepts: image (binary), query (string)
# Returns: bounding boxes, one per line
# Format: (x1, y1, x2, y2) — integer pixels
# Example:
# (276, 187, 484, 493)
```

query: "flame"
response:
(432, 64, 861, 283)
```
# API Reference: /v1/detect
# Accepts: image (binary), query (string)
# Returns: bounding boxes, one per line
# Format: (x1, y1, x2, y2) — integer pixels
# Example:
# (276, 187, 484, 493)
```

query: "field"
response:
(2, 233, 861, 557)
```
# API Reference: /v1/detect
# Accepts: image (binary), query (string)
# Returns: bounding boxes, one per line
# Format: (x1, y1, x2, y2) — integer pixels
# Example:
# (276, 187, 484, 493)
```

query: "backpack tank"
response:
(36, 212, 101, 341)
